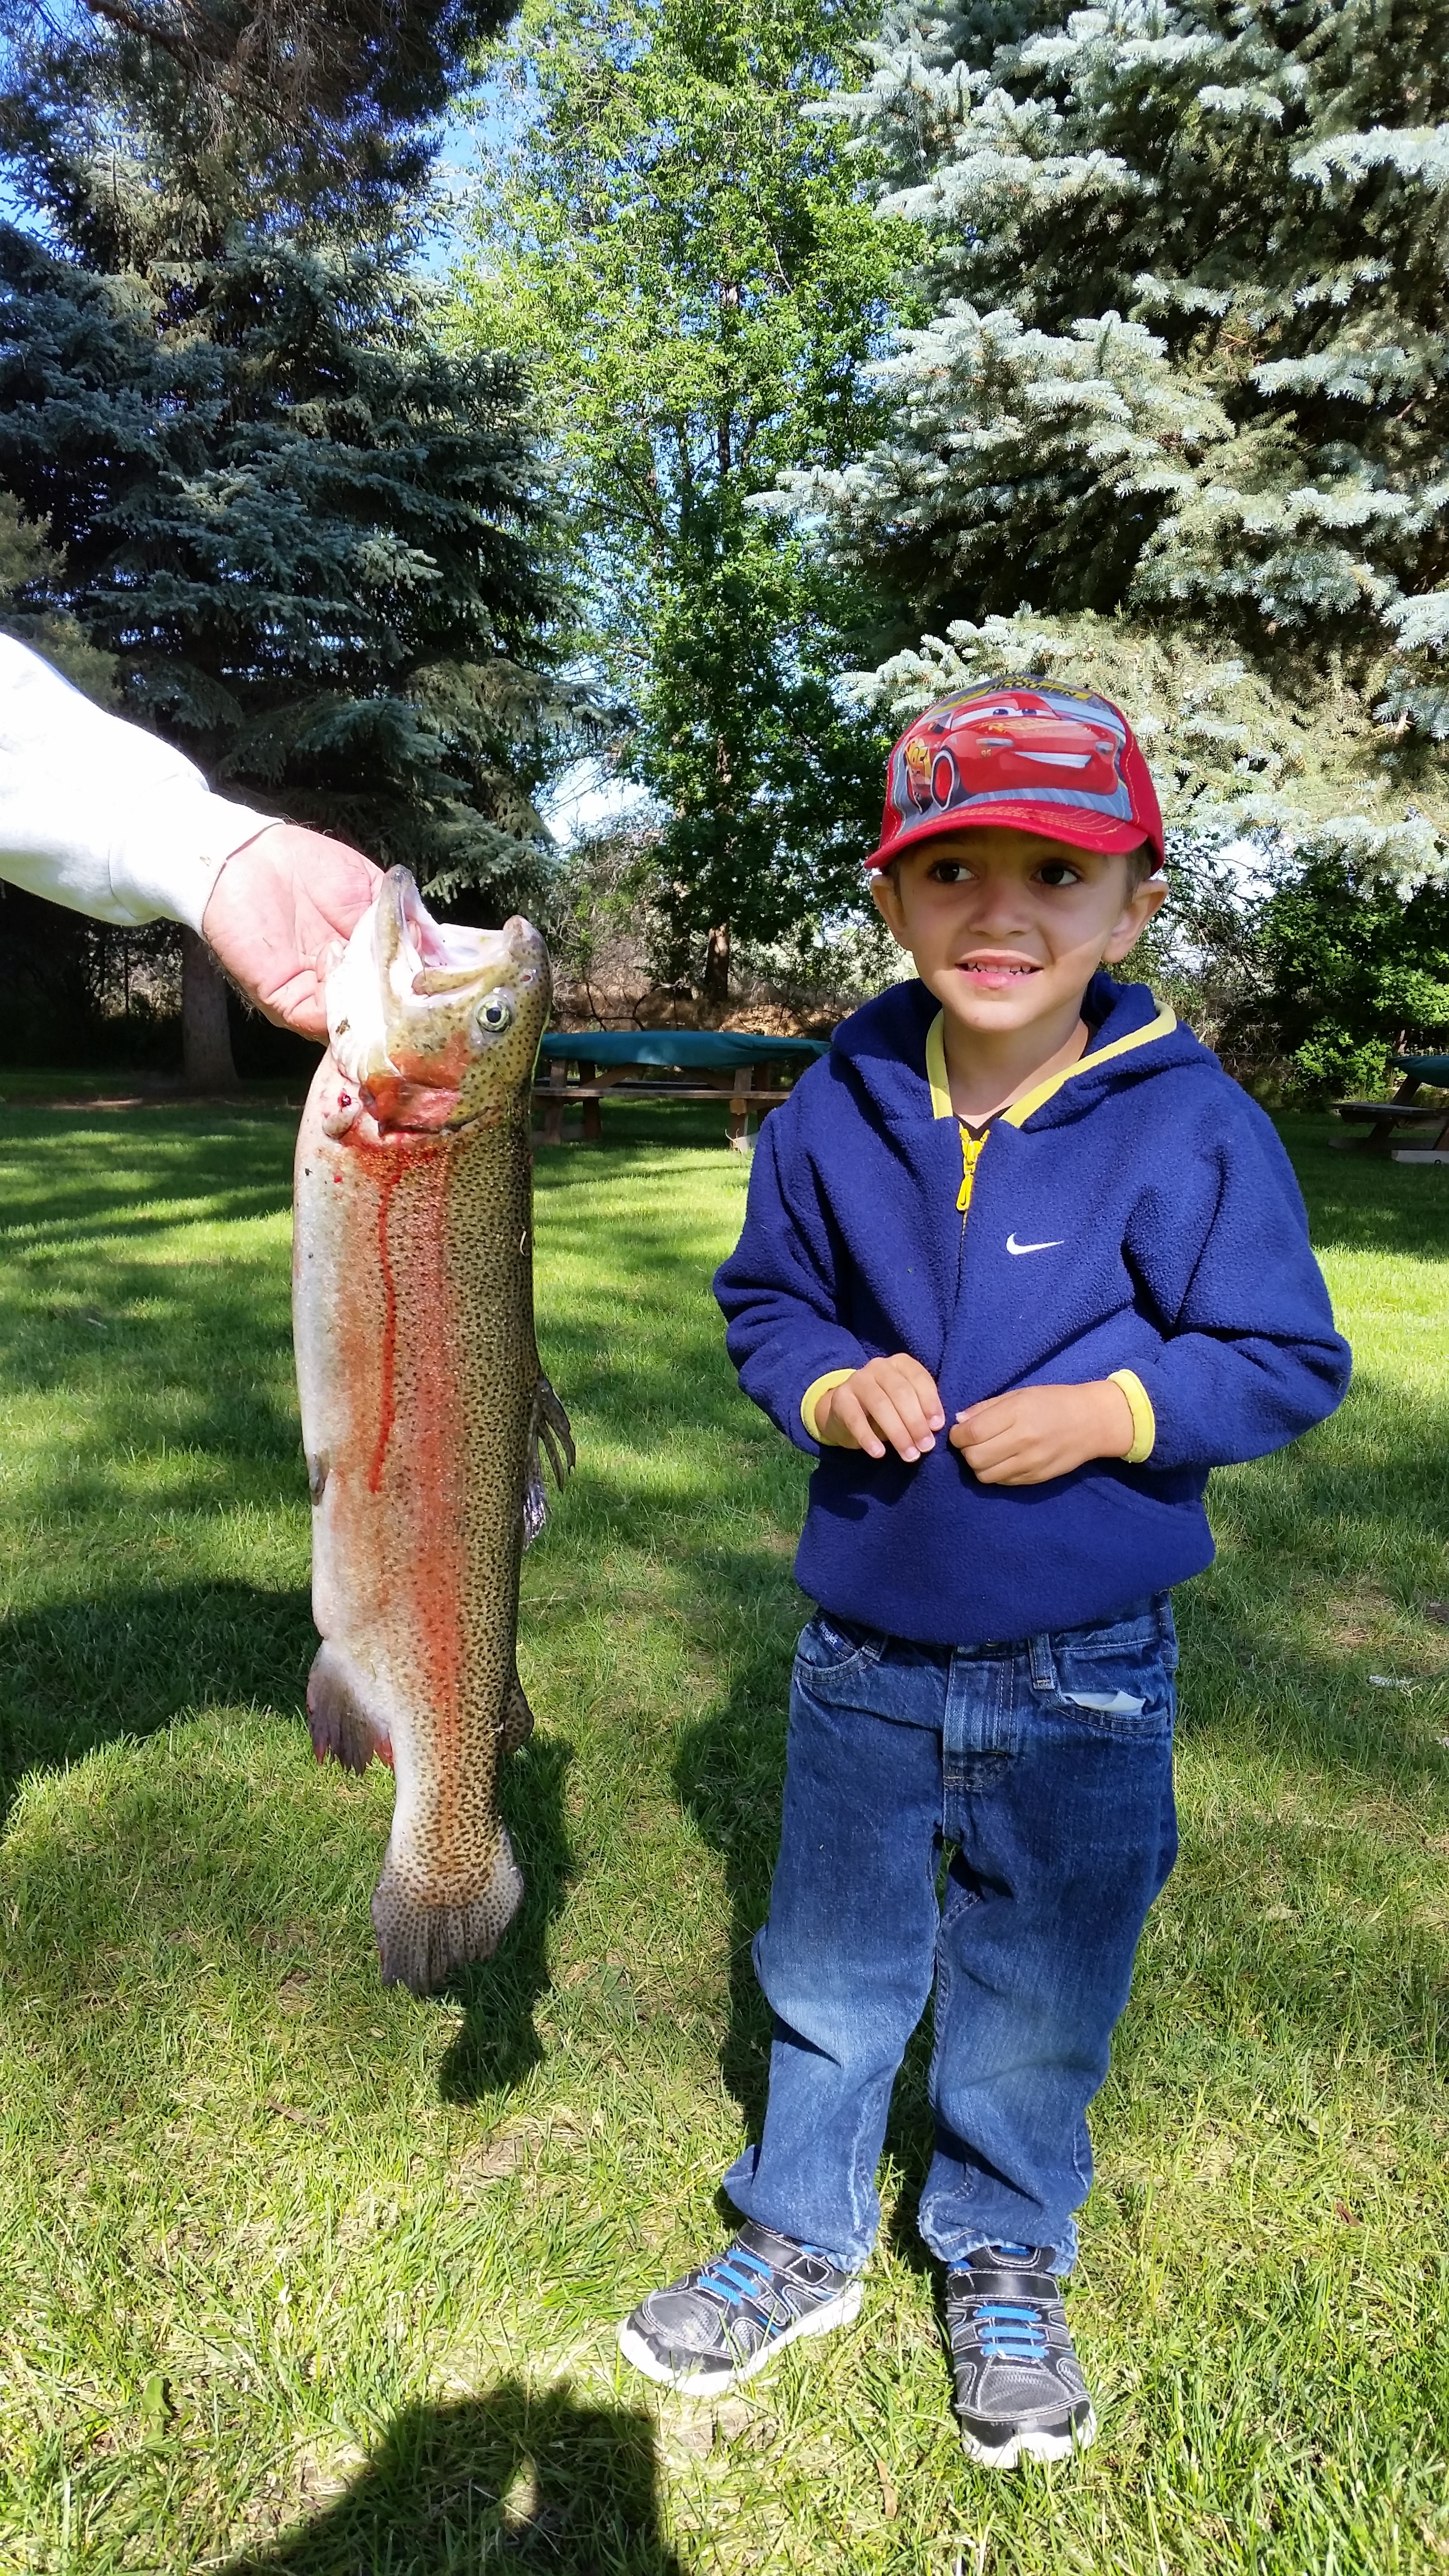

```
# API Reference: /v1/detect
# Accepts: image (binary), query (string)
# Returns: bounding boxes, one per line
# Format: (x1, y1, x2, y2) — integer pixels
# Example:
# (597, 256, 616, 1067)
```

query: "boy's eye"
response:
(1036, 862, 1082, 888)
(927, 861, 969, 884)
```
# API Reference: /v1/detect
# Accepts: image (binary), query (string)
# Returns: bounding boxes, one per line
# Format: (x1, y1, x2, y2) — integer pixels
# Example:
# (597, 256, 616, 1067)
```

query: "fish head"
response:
(326, 867, 550, 1134)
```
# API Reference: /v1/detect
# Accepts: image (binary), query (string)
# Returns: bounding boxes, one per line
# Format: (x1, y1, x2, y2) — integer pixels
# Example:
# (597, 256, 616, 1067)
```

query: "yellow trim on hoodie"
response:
(923, 1002, 1176, 1131)
(801, 1367, 857, 1443)
(926, 1011, 993, 1210)
(1108, 1367, 1157, 1464)
(999, 1006, 1177, 1127)
(925, 1010, 954, 1122)
(924, 1001, 1175, 1212)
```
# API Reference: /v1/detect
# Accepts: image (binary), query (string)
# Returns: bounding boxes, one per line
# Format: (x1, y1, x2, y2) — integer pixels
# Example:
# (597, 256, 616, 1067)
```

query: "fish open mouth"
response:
(325, 868, 546, 1125)
(390, 871, 509, 998)
(381, 869, 526, 1005)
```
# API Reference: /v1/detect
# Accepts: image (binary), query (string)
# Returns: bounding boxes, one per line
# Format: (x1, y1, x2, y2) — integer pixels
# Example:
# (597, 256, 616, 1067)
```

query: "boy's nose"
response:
(960, 883, 1038, 939)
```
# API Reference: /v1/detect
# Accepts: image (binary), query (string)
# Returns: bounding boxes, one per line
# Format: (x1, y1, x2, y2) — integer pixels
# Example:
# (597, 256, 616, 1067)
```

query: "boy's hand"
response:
(816, 1355, 946, 1463)
(950, 1380, 1135, 1485)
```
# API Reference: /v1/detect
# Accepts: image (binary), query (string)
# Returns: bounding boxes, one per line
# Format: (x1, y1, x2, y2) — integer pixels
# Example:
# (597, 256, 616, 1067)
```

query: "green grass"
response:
(1, 1101, 1448, 2574)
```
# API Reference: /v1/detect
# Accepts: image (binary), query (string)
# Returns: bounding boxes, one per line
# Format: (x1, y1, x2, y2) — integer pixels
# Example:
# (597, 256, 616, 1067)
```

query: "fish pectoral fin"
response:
(521, 1373, 576, 1548)
(536, 1374, 576, 1482)
(499, 1672, 534, 1755)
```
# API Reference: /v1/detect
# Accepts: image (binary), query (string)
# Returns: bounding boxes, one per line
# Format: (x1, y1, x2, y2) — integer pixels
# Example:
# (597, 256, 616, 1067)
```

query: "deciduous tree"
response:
(451, 0, 914, 1003)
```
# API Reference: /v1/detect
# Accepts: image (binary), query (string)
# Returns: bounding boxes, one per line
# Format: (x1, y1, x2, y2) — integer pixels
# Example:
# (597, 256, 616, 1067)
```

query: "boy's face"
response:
(869, 824, 1167, 1040)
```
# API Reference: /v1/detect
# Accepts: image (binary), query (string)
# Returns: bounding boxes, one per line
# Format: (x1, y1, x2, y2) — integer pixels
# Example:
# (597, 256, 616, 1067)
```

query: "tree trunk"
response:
(702, 920, 731, 1011)
(180, 928, 238, 1091)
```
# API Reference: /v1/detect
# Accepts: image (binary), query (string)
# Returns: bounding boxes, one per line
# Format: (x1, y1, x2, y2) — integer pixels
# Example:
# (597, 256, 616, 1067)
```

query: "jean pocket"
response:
(1049, 1634, 1175, 1739)
(793, 1612, 881, 1677)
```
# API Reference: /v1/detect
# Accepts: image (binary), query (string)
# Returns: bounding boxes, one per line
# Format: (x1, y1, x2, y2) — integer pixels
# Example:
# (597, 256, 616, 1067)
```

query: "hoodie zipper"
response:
(957, 1122, 990, 1217)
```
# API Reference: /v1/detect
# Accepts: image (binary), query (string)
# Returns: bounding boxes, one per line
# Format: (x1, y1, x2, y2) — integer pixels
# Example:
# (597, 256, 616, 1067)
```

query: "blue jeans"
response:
(724, 1597, 1178, 2276)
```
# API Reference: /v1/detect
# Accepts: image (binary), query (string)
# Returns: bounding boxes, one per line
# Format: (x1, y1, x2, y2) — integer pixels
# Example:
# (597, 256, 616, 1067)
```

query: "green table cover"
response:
(537, 1030, 826, 1070)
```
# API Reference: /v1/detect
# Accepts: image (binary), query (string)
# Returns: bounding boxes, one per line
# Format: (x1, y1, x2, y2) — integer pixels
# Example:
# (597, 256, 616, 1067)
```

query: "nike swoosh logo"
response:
(1006, 1233, 1064, 1256)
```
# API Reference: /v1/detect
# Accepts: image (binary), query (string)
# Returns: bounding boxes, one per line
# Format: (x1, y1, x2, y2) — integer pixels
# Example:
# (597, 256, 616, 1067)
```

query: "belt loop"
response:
(1027, 1631, 1056, 1693)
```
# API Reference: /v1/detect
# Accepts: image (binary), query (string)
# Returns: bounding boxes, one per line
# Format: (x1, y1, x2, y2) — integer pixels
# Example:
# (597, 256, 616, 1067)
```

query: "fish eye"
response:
(475, 996, 513, 1034)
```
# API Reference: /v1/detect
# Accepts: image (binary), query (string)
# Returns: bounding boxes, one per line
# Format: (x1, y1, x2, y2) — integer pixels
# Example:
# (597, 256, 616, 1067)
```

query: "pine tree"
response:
(0, 226, 575, 912)
(769, 0, 1449, 1081)
(4, 0, 517, 226)
(0, 7, 589, 926)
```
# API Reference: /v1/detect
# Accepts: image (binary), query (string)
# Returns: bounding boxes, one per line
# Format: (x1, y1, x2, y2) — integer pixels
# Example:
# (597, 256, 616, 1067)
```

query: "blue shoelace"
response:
(972, 2301, 1049, 2362)
(968, 2248, 1050, 2363)
(694, 2240, 832, 2334)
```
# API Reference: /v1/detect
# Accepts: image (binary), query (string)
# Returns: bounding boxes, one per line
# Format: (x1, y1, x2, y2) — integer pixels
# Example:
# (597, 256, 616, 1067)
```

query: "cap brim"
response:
(867, 801, 1161, 870)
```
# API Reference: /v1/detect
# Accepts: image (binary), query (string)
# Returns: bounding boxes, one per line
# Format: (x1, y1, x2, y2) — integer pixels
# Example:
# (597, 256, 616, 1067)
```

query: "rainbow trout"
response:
(292, 867, 572, 1994)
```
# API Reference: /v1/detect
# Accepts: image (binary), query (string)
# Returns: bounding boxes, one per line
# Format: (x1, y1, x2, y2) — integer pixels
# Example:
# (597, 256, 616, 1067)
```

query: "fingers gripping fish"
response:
(293, 868, 573, 1995)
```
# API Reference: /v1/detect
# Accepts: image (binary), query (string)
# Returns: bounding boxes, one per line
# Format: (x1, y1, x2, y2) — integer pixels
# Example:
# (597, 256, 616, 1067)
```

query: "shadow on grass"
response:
(0, 1579, 573, 2098)
(1286, 1117, 1449, 1263)
(0, 1579, 317, 1817)
(440, 1733, 576, 2101)
(223, 2383, 684, 2575)
(0, 1106, 295, 1229)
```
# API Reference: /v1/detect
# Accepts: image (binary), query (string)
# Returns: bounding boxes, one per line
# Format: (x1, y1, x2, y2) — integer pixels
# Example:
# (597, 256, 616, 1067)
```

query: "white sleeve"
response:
(0, 635, 274, 934)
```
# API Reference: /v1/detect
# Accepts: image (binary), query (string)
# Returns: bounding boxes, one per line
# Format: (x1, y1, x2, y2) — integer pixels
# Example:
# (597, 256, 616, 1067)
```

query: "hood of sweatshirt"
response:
(828, 972, 1214, 1133)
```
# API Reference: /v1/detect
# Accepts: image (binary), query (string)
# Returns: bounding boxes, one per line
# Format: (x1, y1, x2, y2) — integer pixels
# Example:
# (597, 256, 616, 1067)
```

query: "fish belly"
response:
(294, 1060, 536, 1992)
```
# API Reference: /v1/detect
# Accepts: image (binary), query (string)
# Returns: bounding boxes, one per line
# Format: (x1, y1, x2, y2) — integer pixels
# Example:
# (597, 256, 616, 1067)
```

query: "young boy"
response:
(616, 682, 1351, 2466)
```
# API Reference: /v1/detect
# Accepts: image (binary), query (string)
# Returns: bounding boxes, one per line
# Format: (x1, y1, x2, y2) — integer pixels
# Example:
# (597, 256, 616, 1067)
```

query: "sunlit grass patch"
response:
(0, 1103, 1447, 2571)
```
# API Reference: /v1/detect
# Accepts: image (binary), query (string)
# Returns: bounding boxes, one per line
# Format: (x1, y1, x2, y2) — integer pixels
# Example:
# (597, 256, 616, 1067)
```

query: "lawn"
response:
(0, 1096, 1447, 2574)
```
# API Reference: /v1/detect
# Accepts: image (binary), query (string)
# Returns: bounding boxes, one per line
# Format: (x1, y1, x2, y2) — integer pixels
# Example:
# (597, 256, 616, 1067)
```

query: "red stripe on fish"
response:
(368, 1163, 401, 1496)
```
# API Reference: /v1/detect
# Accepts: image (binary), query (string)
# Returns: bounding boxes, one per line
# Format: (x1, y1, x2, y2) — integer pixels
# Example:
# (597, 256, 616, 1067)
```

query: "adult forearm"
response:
(0, 633, 268, 931)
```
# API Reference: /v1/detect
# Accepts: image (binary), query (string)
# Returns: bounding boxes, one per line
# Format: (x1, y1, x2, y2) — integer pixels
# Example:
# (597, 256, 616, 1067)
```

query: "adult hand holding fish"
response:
(293, 869, 573, 1995)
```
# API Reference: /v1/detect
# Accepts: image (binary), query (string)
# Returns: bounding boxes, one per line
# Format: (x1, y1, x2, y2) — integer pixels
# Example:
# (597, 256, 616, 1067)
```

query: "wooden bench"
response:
(1333, 1096, 1449, 1155)
(532, 1056, 794, 1148)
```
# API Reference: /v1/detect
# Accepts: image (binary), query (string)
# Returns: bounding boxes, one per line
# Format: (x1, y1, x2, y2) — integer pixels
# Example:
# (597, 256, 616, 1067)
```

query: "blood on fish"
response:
(368, 1165, 402, 1497)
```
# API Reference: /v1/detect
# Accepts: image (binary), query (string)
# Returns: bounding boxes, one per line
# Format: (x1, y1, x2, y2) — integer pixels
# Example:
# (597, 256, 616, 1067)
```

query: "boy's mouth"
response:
(953, 955, 1042, 991)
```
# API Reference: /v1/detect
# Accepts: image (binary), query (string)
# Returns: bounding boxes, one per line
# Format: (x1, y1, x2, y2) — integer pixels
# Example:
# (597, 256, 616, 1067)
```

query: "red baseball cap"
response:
(868, 679, 1164, 873)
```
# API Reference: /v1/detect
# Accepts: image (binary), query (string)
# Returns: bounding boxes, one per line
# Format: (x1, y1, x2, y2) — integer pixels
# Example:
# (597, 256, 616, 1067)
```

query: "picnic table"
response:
(532, 1029, 827, 1148)
(1333, 1052, 1449, 1160)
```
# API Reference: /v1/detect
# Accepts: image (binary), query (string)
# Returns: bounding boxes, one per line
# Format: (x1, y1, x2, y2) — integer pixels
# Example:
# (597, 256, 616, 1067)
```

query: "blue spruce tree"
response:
(0, 0, 589, 916)
(768, 0, 1449, 1085)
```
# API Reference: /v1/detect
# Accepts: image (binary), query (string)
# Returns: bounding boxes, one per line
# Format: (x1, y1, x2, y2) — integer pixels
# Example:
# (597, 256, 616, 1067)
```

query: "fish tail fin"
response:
(306, 1643, 394, 1773)
(522, 1373, 576, 1547)
(499, 1670, 534, 1755)
(371, 1838, 525, 1995)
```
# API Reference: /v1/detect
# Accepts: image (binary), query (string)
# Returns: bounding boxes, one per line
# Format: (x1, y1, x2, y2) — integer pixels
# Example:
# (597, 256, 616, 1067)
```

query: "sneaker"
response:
(617, 2219, 863, 2395)
(946, 2244, 1096, 2468)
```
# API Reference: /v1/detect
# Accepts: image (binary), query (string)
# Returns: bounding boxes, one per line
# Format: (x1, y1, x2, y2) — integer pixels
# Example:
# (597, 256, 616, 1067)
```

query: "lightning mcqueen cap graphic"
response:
(867, 679, 1165, 872)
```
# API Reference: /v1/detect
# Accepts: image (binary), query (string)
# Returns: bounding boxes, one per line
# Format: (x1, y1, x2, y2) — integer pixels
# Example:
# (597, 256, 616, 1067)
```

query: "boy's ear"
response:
(1101, 870, 1168, 964)
(869, 867, 912, 950)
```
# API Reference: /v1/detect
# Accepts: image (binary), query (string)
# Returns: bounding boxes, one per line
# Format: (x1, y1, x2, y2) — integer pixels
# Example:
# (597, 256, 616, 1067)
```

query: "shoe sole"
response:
(616, 2279, 863, 2395)
(959, 2406, 1096, 2470)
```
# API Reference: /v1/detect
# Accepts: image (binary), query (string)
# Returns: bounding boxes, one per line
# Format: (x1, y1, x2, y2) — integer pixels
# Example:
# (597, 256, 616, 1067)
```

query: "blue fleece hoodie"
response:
(714, 973, 1350, 1648)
